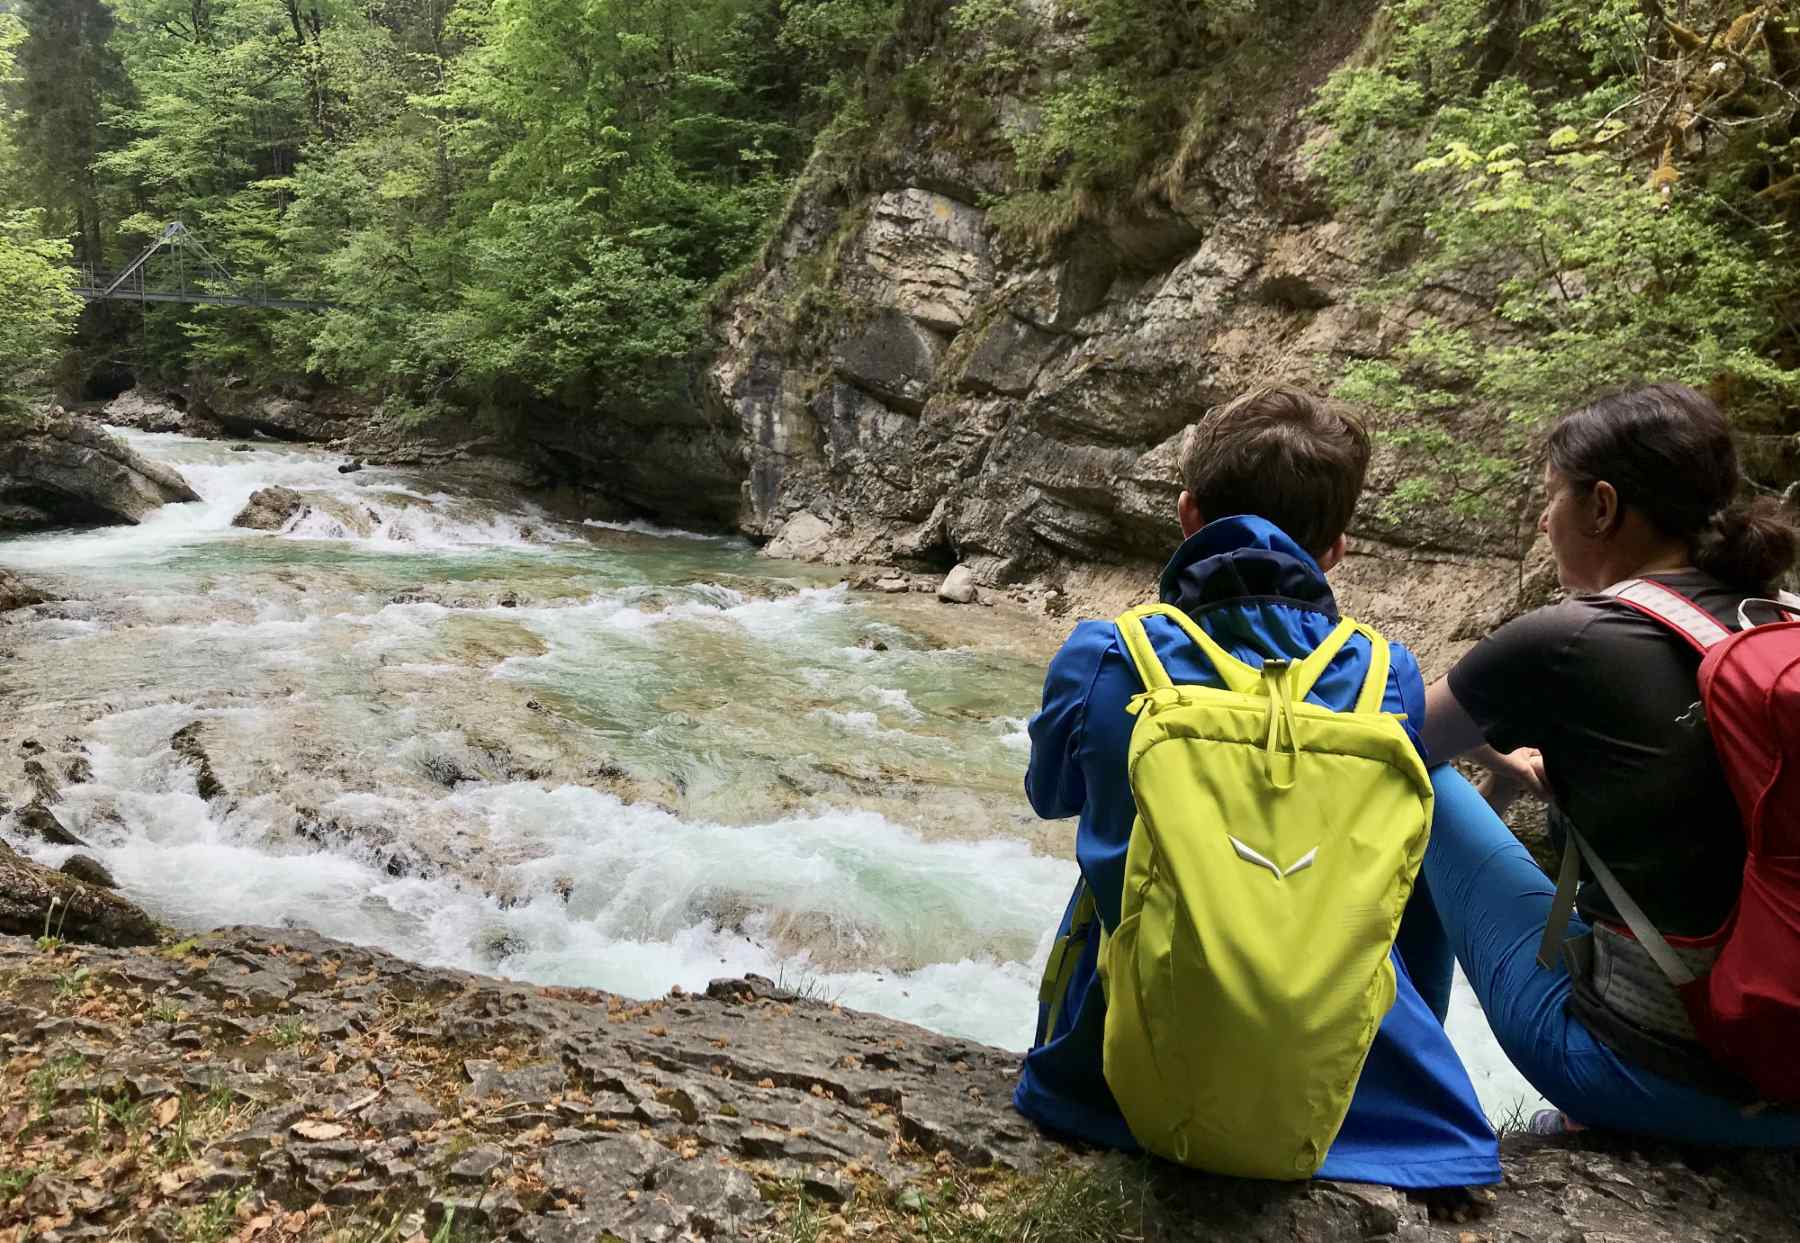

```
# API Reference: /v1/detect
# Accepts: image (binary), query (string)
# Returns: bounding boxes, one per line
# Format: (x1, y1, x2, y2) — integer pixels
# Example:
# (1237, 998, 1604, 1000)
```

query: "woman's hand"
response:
(1474, 745, 1547, 815)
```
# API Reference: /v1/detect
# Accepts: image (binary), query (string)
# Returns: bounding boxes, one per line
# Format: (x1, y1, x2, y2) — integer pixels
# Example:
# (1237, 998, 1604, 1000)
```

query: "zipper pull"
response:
(1126, 687, 1185, 717)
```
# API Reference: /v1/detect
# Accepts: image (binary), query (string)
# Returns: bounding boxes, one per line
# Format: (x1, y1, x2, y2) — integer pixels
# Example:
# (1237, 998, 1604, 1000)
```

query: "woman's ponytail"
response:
(1692, 496, 1800, 591)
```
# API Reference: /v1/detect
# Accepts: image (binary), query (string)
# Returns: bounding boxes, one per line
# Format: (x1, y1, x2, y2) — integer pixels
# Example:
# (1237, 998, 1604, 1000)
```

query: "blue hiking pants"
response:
(1425, 766, 1800, 1147)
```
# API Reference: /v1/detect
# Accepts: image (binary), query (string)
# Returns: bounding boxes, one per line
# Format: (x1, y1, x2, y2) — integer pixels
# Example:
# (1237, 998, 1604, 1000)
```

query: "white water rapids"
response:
(0, 430, 1541, 1123)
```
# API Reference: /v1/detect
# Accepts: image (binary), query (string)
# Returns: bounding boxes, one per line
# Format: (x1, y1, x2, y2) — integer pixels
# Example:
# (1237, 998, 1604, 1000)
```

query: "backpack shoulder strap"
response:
(1115, 603, 1259, 695)
(1603, 578, 1732, 651)
(1116, 604, 1392, 714)
(1736, 591, 1800, 629)
(1538, 826, 1698, 987)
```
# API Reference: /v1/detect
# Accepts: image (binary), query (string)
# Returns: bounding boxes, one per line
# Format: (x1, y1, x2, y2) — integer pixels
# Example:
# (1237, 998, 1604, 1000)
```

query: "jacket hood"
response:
(1157, 515, 1339, 619)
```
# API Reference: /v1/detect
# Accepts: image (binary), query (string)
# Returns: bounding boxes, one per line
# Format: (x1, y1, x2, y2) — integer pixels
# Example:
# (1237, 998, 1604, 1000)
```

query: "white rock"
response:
(765, 511, 835, 560)
(937, 564, 979, 604)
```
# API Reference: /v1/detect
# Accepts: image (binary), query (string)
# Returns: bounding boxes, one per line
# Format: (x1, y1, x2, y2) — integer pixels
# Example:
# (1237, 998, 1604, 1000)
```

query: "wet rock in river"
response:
(0, 839, 157, 944)
(170, 722, 226, 800)
(12, 801, 83, 848)
(21, 759, 60, 805)
(0, 410, 201, 531)
(60, 853, 118, 889)
(231, 485, 307, 531)
(0, 568, 53, 614)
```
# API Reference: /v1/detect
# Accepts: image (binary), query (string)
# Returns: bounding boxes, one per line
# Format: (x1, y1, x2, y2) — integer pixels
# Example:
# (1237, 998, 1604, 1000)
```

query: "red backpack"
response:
(1542, 578, 1800, 1103)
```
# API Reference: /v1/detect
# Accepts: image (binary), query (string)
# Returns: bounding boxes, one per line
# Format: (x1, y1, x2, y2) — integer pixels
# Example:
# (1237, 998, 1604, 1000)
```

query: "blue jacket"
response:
(1013, 516, 1500, 1188)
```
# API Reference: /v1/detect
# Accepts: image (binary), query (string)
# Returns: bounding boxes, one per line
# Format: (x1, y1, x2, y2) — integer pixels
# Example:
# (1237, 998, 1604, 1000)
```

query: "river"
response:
(0, 429, 1540, 1122)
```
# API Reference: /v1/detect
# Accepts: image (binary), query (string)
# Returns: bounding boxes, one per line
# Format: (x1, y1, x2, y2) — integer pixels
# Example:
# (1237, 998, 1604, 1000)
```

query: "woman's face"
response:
(1539, 465, 1608, 592)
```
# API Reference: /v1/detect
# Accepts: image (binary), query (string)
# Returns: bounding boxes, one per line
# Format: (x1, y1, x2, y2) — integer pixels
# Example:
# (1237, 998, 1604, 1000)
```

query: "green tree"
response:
(0, 212, 81, 413)
(12, 0, 129, 264)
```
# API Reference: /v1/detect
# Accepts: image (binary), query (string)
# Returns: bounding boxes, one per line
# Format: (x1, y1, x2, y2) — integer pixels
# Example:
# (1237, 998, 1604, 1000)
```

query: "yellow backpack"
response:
(1099, 603, 1434, 1179)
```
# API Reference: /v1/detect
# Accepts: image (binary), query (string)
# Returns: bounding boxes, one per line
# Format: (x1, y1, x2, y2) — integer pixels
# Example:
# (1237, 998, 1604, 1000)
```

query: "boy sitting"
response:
(1015, 386, 1500, 1187)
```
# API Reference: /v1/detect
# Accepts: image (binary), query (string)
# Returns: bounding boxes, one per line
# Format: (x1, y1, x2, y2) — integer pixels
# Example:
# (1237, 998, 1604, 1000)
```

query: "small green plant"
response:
(783, 1190, 825, 1243)
(0, 1164, 46, 1199)
(37, 893, 71, 948)
(27, 1053, 85, 1115)
(54, 965, 92, 1000)
(179, 1188, 247, 1243)
(269, 1018, 310, 1048)
(95, 1090, 150, 1138)
(203, 1082, 236, 1116)
(150, 998, 184, 1024)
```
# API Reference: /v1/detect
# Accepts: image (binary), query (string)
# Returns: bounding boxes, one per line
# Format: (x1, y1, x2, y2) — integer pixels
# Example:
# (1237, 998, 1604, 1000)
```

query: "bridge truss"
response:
(72, 222, 330, 311)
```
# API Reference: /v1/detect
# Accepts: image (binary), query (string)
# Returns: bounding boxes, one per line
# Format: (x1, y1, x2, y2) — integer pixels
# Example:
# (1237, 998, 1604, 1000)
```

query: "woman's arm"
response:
(1423, 676, 1548, 814)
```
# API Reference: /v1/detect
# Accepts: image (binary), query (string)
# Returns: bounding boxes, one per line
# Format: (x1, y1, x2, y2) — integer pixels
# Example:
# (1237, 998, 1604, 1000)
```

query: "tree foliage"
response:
(1311, 0, 1800, 524)
(4, 0, 885, 414)
(0, 212, 82, 413)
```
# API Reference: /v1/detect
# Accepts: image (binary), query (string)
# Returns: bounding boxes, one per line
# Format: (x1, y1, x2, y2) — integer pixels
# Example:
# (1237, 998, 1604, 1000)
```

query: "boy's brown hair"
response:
(1178, 385, 1371, 556)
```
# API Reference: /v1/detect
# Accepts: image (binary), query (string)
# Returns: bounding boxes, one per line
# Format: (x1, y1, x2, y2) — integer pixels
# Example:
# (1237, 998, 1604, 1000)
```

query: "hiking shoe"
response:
(1527, 1108, 1586, 1135)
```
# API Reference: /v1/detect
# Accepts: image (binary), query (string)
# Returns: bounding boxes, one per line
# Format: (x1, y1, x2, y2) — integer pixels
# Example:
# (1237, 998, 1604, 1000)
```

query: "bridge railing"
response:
(70, 263, 330, 311)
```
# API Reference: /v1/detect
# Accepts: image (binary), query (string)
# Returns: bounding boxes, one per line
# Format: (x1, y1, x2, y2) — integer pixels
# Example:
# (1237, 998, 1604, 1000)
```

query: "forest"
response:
(0, 0, 891, 419)
(1, 0, 1797, 505)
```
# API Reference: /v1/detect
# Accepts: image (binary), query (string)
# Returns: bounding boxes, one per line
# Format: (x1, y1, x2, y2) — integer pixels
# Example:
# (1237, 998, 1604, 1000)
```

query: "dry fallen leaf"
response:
(153, 1097, 180, 1128)
(290, 1120, 348, 1142)
(280, 1211, 307, 1234)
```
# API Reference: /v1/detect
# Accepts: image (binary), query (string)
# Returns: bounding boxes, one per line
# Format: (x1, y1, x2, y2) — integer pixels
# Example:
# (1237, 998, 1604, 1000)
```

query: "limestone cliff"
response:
(706, 0, 1497, 591)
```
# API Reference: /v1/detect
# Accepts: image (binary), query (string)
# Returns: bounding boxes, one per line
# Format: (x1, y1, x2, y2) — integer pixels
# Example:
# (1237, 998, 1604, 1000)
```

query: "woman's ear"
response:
(1591, 480, 1620, 536)
(1317, 533, 1348, 572)
(1177, 490, 1205, 538)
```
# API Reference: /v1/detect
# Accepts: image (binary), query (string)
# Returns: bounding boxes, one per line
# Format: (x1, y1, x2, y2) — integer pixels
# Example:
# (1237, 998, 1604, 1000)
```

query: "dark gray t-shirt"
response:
(1446, 571, 1748, 938)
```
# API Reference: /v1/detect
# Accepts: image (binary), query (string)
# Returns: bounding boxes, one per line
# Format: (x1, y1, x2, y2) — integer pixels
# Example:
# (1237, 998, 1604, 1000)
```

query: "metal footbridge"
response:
(72, 222, 330, 311)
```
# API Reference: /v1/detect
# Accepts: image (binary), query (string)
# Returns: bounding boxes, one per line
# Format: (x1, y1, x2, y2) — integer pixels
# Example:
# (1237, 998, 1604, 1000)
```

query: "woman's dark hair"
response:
(1547, 382, 1798, 590)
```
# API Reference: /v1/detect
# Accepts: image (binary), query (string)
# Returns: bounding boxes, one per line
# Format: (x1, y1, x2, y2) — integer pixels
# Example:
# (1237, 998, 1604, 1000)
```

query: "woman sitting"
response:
(1421, 381, 1800, 1143)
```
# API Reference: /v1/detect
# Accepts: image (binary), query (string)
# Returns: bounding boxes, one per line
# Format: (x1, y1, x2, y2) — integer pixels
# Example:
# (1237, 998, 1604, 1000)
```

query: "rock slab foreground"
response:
(1, 926, 1797, 1241)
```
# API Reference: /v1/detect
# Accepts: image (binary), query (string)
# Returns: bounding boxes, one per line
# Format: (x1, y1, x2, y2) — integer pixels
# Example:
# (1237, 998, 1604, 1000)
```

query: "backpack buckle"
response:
(1676, 700, 1706, 728)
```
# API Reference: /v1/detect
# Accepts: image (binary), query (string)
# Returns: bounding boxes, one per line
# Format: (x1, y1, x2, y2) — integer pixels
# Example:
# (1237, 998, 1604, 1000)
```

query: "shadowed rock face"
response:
(0, 926, 1794, 1242)
(0, 411, 200, 532)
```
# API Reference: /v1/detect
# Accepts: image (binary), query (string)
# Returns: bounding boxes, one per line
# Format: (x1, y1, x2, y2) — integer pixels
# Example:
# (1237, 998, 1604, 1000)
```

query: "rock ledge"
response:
(1, 927, 1795, 1242)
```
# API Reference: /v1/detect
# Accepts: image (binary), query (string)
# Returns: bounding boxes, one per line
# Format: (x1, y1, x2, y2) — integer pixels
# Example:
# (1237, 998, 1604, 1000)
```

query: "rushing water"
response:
(0, 430, 1541, 1122)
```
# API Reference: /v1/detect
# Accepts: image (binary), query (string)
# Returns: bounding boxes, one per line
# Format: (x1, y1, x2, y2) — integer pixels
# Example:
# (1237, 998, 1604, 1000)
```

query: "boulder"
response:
(0, 411, 200, 532)
(764, 511, 837, 561)
(231, 486, 307, 531)
(937, 563, 979, 604)
(11, 802, 84, 848)
(100, 389, 189, 433)
(60, 854, 118, 889)
(0, 568, 53, 614)
(0, 839, 157, 945)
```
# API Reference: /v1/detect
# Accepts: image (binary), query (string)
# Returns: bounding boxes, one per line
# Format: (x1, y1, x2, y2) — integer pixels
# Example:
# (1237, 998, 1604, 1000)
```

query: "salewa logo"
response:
(1228, 835, 1318, 880)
